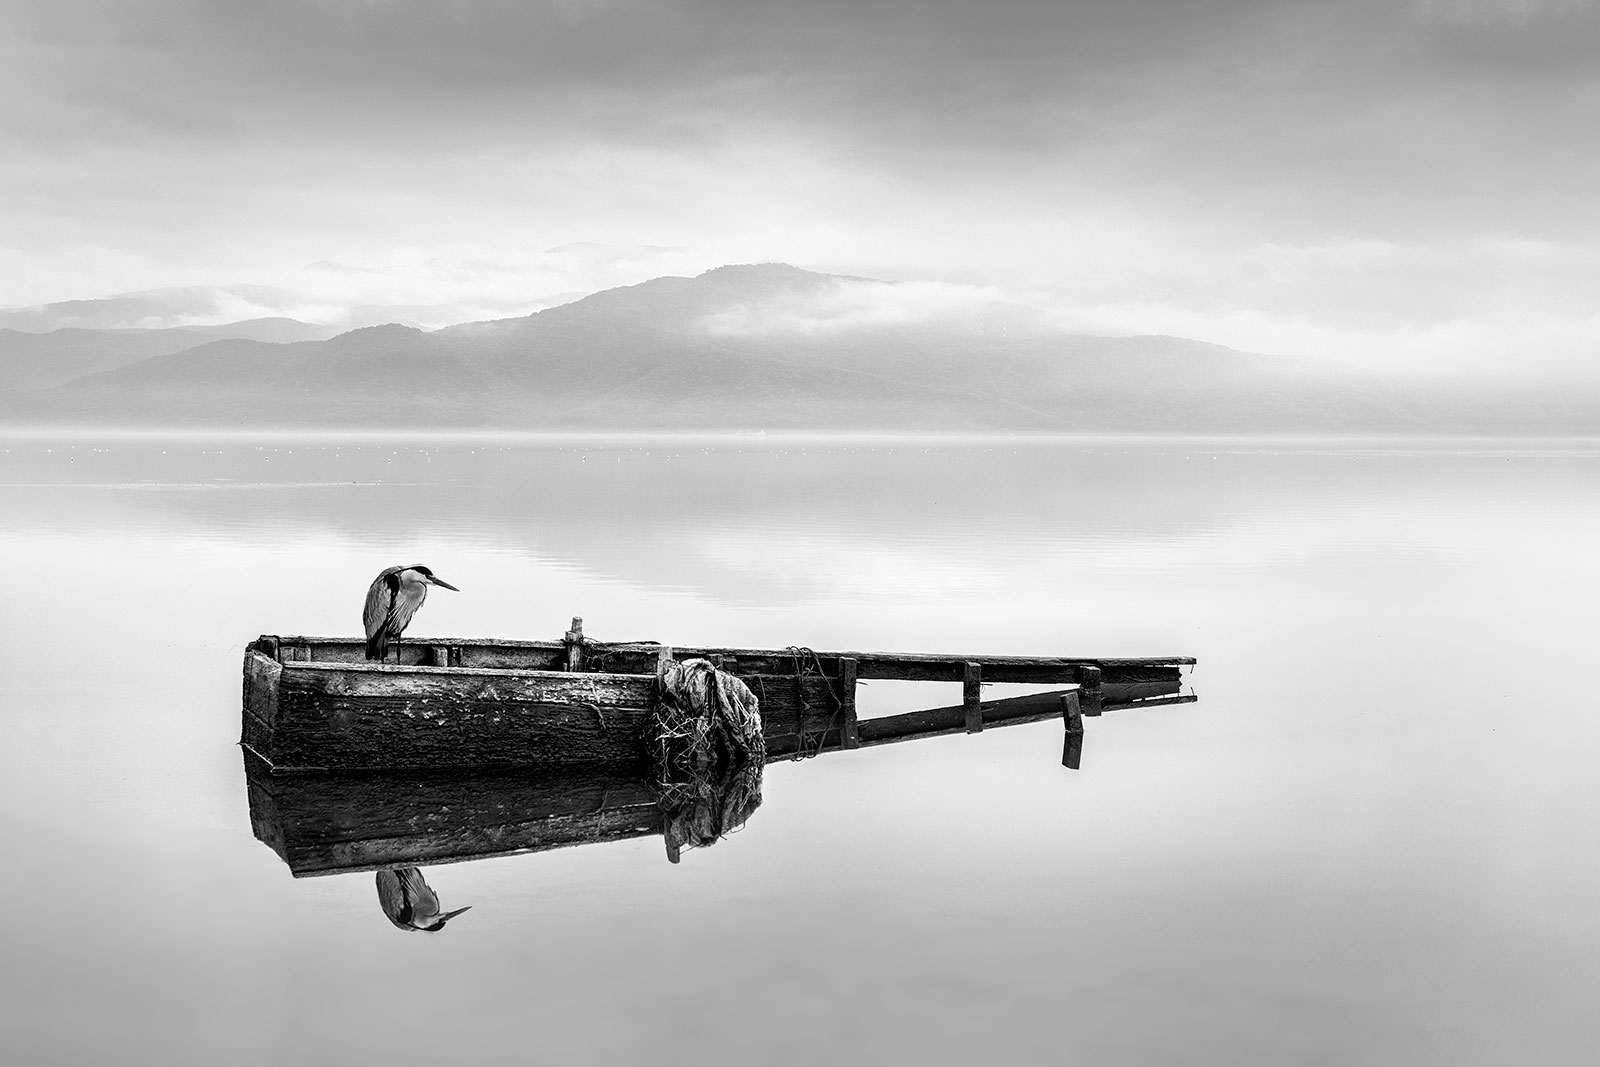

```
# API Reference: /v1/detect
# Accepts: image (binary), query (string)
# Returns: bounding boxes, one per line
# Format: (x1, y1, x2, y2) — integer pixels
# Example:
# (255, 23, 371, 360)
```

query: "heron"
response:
(375, 867, 471, 932)
(363, 564, 459, 663)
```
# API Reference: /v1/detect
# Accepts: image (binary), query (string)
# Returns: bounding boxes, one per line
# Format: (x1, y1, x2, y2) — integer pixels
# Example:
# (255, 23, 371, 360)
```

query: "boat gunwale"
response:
(267, 655, 652, 683)
(264, 635, 1197, 670)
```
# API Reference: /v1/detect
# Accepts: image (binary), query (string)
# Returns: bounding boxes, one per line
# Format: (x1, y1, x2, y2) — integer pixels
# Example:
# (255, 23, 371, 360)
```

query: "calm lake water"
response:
(1, 434, 1596, 1065)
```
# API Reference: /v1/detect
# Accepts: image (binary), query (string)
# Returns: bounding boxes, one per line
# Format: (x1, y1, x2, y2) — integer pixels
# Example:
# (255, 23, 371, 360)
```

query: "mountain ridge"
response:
(2, 264, 1594, 434)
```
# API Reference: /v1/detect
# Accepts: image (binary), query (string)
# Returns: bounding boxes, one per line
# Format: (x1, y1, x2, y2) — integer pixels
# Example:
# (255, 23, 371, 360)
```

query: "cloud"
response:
(703, 278, 1033, 337)
(2, 0, 1598, 382)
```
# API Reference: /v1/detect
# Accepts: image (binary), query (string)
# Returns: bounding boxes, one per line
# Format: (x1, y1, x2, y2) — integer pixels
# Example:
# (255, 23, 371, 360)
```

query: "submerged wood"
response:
(243, 750, 665, 877)
(243, 631, 1195, 773)
(245, 749, 764, 877)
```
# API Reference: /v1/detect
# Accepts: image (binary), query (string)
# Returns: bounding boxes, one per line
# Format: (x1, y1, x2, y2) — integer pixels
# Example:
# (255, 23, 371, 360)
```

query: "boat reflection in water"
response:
(243, 751, 766, 929)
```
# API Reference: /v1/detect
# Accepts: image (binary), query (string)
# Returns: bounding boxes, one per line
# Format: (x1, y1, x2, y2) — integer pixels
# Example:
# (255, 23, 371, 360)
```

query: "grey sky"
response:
(3, 0, 1598, 372)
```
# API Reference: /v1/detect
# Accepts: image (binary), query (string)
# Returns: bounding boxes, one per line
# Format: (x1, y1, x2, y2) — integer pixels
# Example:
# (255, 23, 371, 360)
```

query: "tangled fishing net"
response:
(648, 658, 765, 858)
(656, 759, 764, 856)
(649, 657, 766, 773)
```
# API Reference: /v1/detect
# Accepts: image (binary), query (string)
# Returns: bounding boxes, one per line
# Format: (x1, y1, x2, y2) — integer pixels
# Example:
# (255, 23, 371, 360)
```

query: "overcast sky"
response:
(3, 0, 1598, 373)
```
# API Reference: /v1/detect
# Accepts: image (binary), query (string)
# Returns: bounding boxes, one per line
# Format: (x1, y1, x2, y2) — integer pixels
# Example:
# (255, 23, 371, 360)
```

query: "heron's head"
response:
(408, 565, 459, 592)
(415, 906, 473, 932)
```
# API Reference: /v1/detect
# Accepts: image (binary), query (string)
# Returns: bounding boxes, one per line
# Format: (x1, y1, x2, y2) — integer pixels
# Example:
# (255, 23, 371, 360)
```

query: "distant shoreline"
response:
(3, 426, 1598, 451)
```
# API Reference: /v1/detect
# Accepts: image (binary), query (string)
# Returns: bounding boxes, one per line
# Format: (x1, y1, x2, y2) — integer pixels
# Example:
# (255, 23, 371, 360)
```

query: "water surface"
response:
(1, 435, 1595, 1065)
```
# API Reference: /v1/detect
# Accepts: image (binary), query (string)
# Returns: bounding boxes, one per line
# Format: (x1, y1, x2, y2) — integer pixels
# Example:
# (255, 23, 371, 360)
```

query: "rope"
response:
(785, 645, 845, 760)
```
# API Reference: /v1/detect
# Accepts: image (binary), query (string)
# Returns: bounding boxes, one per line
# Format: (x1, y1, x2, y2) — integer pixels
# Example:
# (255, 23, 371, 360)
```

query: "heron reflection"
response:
(375, 867, 472, 932)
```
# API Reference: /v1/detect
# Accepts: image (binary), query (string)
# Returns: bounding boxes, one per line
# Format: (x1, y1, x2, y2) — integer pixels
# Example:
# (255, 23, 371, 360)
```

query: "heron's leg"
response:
(395, 634, 402, 665)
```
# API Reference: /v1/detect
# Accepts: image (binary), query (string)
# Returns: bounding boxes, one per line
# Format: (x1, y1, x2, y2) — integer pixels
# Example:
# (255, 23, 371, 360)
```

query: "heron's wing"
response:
(363, 570, 397, 640)
(386, 583, 425, 640)
(375, 868, 415, 929)
(364, 569, 403, 658)
(400, 868, 442, 921)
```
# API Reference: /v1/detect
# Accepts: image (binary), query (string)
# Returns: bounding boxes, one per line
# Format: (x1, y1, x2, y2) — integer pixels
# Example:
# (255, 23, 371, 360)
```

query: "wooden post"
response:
(429, 645, 448, 668)
(963, 661, 983, 733)
(564, 617, 584, 672)
(1061, 691, 1083, 770)
(656, 646, 674, 678)
(1077, 664, 1103, 717)
(838, 656, 860, 750)
(664, 834, 681, 864)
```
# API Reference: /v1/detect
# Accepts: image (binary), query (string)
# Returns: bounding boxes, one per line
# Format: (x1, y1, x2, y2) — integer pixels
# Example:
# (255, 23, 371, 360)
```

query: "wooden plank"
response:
(565, 617, 585, 672)
(242, 648, 282, 731)
(1102, 680, 1185, 707)
(266, 635, 1193, 684)
(838, 656, 860, 750)
(268, 665, 654, 770)
(1062, 691, 1083, 770)
(964, 662, 983, 734)
(856, 687, 1081, 747)
(745, 673, 848, 758)
(1107, 693, 1196, 711)
(1077, 664, 1104, 717)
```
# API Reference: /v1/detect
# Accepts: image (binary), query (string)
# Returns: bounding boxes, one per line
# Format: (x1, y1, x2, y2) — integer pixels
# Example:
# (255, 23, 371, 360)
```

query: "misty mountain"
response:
(0, 319, 339, 389)
(0, 285, 308, 332)
(1, 264, 1594, 433)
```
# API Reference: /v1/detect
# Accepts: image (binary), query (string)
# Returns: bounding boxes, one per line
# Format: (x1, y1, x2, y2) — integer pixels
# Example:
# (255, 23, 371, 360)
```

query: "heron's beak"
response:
(428, 576, 460, 591)
(437, 906, 472, 922)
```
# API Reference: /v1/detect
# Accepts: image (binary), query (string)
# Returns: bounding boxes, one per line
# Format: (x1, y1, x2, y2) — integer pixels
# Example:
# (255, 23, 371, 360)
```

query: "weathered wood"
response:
(838, 657, 860, 750)
(243, 752, 663, 877)
(963, 662, 983, 734)
(1101, 680, 1186, 706)
(1076, 664, 1103, 717)
(565, 617, 584, 672)
(1104, 693, 1196, 710)
(856, 687, 1082, 747)
(1062, 691, 1083, 770)
(245, 649, 846, 771)
(244, 632, 1194, 772)
(267, 634, 1192, 689)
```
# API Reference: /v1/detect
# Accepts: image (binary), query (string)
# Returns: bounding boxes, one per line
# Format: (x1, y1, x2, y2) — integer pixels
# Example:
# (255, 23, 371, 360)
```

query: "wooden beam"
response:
(838, 656, 860, 750)
(1062, 691, 1083, 770)
(856, 687, 1080, 747)
(963, 662, 983, 734)
(564, 617, 585, 672)
(266, 634, 1193, 686)
(1077, 664, 1103, 717)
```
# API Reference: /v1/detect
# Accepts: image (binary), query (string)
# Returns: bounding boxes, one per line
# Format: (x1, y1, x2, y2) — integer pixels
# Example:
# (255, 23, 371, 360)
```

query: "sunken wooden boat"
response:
(242, 618, 1195, 774)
